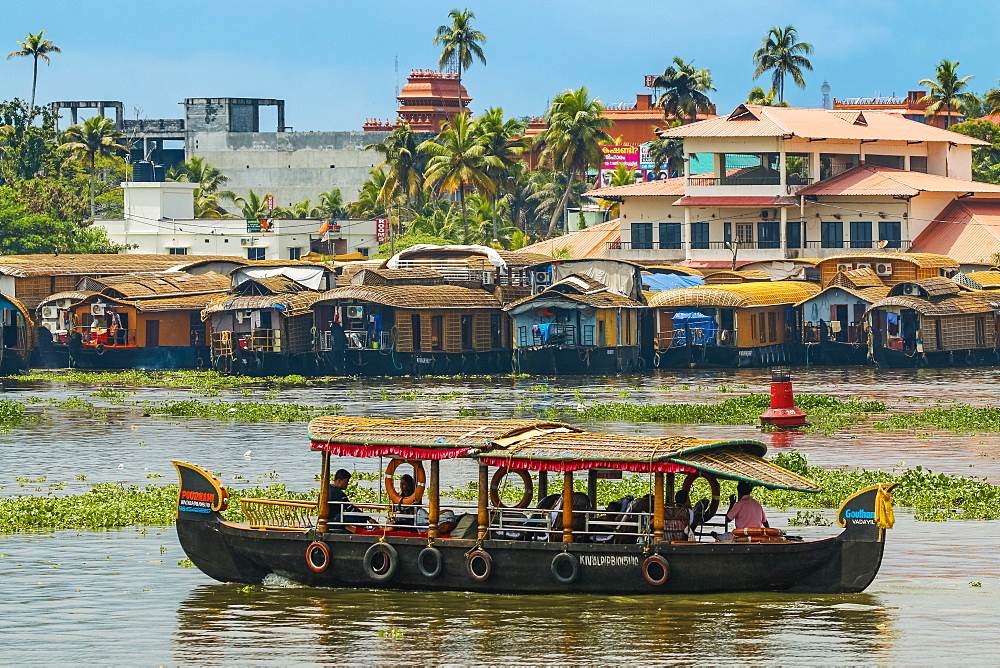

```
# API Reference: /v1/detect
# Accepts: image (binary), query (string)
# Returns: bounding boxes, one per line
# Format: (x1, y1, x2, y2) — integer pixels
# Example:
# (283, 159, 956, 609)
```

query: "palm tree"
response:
(168, 156, 235, 218)
(647, 129, 685, 176)
(433, 8, 486, 107)
(919, 60, 977, 128)
(292, 200, 322, 218)
(349, 170, 389, 219)
(232, 190, 284, 219)
(317, 188, 348, 218)
(366, 125, 425, 209)
(652, 58, 715, 124)
(474, 107, 527, 244)
(752, 25, 813, 103)
(535, 87, 613, 236)
(745, 86, 790, 107)
(58, 116, 127, 218)
(419, 113, 495, 242)
(7, 31, 61, 111)
(985, 87, 1000, 117)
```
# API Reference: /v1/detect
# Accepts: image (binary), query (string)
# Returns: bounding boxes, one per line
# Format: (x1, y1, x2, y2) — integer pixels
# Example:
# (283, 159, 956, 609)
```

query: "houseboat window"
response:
(598, 320, 606, 347)
(189, 313, 205, 346)
(758, 313, 767, 344)
(768, 312, 778, 342)
(786, 220, 802, 248)
(785, 154, 811, 185)
(821, 220, 844, 248)
(720, 309, 734, 332)
(490, 313, 502, 349)
(288, 247, 302, 260)
(758, 221, 779, 249)
(750, 313, 758, 342)
(411, 314, 422, 350)
(976, 317, 987, 347)
(878, 221, 902, 248)
(167, 247, 188, 255)
(461, 315, 473, 350)
(850, 221, 873, 249)
(691, 222, 710, 249)
(909, 156, 928, 173)
(736, 223, 753, 246)
(247, 247, 266, 261)
(658, 223, 681, 249)
(632, 223, 653, 250)
(865, 154, 904, 170)
(820, 153, 859, 180)
(431, 316, 443, 351)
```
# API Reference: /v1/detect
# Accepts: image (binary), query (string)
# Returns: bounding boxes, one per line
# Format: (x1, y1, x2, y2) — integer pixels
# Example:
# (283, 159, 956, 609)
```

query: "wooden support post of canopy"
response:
(667, 472, 675, 504)
(428, 459, 440, 539)
(653, 472, 665, 544)
(477, 463, 489, 541)
(587, 469, 598, 507)
(538, 470, 548, 499)
(317, 449, 331, 533)
(562, 471, 574, 543)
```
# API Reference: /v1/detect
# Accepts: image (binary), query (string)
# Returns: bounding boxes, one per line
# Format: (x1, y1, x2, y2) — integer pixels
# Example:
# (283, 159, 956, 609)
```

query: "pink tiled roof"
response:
(519, 219, 621, 260)
(910, 198, 1000, 263)
(583, 176, 686, 198)
(674, 196, 798, 207)
(659, 105, 989, 144)
(797, 165, 1000, 197)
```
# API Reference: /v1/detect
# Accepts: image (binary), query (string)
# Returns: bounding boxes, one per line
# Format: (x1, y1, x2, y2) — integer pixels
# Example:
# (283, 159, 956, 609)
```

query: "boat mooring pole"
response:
(428, 459, 440, 539)
(653, 472, 665, 544)
(562, 471, 574, 543)
(477, 464, 489, 541)
(317, 449, 331, 533)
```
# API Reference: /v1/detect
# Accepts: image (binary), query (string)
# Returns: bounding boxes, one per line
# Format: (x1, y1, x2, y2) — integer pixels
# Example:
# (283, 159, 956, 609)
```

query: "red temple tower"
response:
(363, 69, 472, 133)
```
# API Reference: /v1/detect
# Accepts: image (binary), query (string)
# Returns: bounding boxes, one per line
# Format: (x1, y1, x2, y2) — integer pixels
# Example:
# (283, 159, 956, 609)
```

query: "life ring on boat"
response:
(305, 541, 330, 573)
(732, 527, 783, 538)
(681, 471, 721, 521)
(642, 554, 669, 586)
(489, 468, 533, 509)
(384, 458, 426, 505)
(417, 546, 444, 579)
(363, 542, 398, 583)
(95, 343, 106, 355)
(467, 549, 493, 581)
(550, 551, 579, 584)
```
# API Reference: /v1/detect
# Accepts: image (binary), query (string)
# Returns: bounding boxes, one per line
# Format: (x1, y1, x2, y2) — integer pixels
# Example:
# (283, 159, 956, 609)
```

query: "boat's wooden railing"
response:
(211, 330, 233, 357)
(240, 498, 317, 529)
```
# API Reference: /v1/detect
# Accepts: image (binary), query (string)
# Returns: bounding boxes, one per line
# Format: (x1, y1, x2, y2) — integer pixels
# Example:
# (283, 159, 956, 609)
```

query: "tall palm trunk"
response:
(89, 168, 96, 219)
(30, 56, 38, 110)
(459, 182, 468, 242)
(547, 169, 576, 237)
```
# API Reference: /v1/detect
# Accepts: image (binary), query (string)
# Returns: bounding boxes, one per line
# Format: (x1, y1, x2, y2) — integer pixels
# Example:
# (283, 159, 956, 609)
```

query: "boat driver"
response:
(328, 469, 372, 528)
(714, 481, 768, 541)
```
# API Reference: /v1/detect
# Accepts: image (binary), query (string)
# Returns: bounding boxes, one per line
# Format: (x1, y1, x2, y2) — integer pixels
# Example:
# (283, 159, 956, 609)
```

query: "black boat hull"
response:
(513, 346, 641, 375)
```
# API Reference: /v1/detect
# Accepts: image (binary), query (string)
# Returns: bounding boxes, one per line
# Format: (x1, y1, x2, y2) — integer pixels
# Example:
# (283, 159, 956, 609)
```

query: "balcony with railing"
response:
(74, 326, 137, 348)
(517, 323, 595, 348)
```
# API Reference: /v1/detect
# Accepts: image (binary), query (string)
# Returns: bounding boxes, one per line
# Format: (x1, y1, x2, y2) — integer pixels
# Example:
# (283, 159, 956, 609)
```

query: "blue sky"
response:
(3, 1, 998, 132)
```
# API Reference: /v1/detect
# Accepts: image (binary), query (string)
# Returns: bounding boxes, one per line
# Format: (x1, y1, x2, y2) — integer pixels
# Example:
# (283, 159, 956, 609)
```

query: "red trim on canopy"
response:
(477, 457, 697, 474)
(310, 441, 474, 460)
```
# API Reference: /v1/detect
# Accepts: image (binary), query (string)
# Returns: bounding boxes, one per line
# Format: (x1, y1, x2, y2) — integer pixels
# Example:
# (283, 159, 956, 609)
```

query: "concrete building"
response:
(98, 182, 381, 261)
(833, 91, 964, 128)
(585, 104, 1000, 267)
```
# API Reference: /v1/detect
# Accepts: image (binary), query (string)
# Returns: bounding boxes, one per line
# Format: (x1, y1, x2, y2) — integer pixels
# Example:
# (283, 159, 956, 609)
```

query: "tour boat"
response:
(173, 417, 897, 594)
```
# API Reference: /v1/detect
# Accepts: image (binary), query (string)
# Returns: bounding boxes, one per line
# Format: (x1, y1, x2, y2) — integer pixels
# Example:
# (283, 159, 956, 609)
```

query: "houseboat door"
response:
(146, 320, 160, 347)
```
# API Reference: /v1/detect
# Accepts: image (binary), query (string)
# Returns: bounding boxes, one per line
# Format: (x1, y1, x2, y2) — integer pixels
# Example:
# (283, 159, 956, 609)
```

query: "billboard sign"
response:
(266, 194, 274, 211)
(375, 218, 389, 243)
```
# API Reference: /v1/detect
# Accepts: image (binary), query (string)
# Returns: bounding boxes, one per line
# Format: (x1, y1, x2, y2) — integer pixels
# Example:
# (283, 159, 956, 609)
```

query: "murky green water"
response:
(1, 368, 998, 663)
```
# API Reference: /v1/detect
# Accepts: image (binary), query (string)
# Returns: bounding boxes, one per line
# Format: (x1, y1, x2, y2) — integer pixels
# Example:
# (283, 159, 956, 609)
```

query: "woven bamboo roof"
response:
(887, 278, 962, 298)
(38, 291, 96, 306)
(505, 275, 644, 311)
(235, 276, 314, 295)
(643, 264, 704, 276)
(964, 270, 1000, 288)
(797, 284, 890, 306)
(648, 281, 821, 308)
(317, 284, 502, 309)
(817, 252, 959, 270)
(350, 267, 445, 287)
(869, 294, 999, 316)
(78, 293, 223, 313)
(201, 291, 325, 319)
(829, 267, 885, 290)
(0, 254, 240, 278)
(305, 417, 819, 491)
(703, 270, 774, 284)
(0, 292, 32, 322)
(80, 271, 231, 299)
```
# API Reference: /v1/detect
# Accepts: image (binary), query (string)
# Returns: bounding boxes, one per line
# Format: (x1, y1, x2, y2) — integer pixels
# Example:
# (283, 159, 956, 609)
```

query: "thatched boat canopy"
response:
(201, 291, 325, 319)
(648, 282, 820, 309)
(316, 284, 502, 309)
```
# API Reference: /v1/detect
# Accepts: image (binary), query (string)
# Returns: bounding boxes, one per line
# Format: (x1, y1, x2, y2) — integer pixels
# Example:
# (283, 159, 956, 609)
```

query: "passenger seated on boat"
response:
(328, 469, 374, 529)
(525, 494, 560, 540)
(589, 501, 624, 542)
(390, 474, 419, 527)
(664, 489, 695, 541)
(714, 482, 767, 541)
(549, 492, 593, 540)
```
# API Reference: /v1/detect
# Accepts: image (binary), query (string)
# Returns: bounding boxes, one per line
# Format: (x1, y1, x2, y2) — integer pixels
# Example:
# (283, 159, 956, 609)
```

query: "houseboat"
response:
(0, 293, 33, 375)
(814, 252, 959, 287)
(66, 293, 216, 369)
(506, 274, 645, 374)
(312, 268, 509, 376)
(34, 291, 96, 367)
(866, 278, 1000, 367)
(797, 268, 889, 366)
(648, 282, 820, 368)
(203, 277, 325, 376)
(173, 416, 898, 594)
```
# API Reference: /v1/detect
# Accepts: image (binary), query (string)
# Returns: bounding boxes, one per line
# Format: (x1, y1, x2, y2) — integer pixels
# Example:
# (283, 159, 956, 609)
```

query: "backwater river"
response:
(1, 368, 998, 664)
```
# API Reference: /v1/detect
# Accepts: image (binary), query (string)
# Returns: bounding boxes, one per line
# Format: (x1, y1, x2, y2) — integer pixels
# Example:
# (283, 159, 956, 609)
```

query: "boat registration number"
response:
(579, 555, 640, 567)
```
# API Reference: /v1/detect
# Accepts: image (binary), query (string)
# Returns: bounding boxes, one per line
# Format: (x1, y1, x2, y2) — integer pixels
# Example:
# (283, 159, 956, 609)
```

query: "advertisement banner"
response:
(375, 218, 389, 243)
(600, 145, 641, 171)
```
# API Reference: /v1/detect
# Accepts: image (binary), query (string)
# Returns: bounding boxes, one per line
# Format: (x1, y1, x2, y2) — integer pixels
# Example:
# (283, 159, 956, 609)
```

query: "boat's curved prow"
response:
(171, 461, 268, 584)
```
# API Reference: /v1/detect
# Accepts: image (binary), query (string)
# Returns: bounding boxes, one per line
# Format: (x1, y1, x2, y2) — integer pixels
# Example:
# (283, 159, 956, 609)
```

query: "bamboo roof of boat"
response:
(796, 284, 890, 306)
(964, 270, 1000, 288)
(648, 281, 821, 308)
(316, 284, 503, 309)
(37, 290, 96, 306)
(350, 267, 445, 287)
(75, 293, 226, 312)
(307, 416, 820, 492)
(0, 254, 239, 277)
(77, 271, 232, 299)
(816, 252, 959, 270)
(505, 275, 645, 311)
(201, 291, 325, 318)
(869, 294, 998, 316)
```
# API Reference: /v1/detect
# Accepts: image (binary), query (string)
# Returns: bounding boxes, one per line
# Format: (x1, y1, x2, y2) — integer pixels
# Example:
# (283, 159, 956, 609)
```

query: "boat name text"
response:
(580, 555, 641, 567)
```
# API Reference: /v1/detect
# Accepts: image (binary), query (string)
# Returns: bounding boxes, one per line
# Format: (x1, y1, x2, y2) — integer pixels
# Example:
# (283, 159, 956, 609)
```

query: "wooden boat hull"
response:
(513, 345, 641, 375)
(871, 347, 1000, 369)
(654, 343, 799, 369)
(802, 341, 870, 367)
(68, 344, 209, 370)
(316, 349, 511, 377)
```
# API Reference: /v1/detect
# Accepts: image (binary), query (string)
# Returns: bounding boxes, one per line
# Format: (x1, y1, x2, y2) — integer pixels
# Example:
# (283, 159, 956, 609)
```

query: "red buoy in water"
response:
(760, 367, 807, 427)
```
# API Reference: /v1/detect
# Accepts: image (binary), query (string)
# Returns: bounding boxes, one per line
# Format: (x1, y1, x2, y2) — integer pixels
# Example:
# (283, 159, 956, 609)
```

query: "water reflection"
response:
(173, 584, 894, 664)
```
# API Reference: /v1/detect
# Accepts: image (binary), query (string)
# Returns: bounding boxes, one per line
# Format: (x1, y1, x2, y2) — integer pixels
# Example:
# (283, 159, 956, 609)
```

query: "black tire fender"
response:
(417, 546, 443, 579)
(550, 551, 579, 584)
(363, 542, 398, 583)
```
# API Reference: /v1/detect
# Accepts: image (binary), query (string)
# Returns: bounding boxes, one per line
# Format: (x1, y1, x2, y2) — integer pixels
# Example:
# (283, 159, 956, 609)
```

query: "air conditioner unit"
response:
(90, 303, 106, 316)
(346, 306, 364, 319)
(876, 263, 893, 276)
(482, 271, 495, 285)
(240, 238, 254, 247)
(41, 306, 58, 320)
(855, 263, 872, 271)
(760, 209, 777, 220)
(836, 263, 854, 273)
(902, 284, 919, 296)
(533, 271, 551, 284)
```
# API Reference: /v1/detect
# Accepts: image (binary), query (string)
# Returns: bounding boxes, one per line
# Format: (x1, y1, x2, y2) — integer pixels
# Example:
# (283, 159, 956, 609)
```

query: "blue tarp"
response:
(672, 310, 718, 345)
(643, 273, 704, 292)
